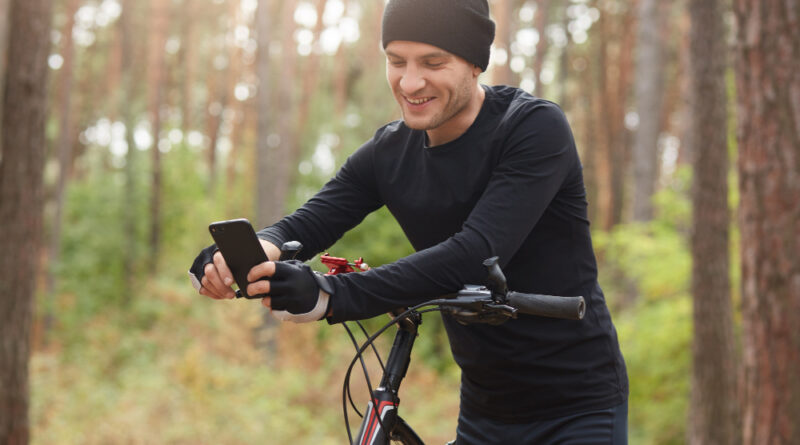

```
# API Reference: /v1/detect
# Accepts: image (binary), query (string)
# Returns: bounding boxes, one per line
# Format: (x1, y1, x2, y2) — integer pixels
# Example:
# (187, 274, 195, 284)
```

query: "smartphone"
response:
(208, 218, 268, 299)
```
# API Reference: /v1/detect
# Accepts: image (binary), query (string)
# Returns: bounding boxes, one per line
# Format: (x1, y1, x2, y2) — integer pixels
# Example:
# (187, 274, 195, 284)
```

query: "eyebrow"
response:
(385, 50, 452, 60)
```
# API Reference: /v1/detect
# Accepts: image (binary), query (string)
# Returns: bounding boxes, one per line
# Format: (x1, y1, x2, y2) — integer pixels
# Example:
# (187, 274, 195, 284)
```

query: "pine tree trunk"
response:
(531, 0, 551, 97)
(120, 0, 141, 303)
(687, 0, 741, 443)
(490, 0, 514, 86)
(734, 1, 800, 444)
(0, 0, 52, 442)
(631, 0, 665, 222)
(147, 0, 169, 273)
(45, 0, 80, 336)
(0, 0, 9, 141)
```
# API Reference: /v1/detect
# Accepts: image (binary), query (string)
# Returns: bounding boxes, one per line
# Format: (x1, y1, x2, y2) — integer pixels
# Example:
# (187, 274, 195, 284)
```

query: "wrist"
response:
(272, 290, 330, 323)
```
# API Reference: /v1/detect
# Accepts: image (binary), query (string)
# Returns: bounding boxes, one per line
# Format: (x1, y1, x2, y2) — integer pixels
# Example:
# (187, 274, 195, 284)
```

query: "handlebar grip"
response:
(506, 292, 586, 320)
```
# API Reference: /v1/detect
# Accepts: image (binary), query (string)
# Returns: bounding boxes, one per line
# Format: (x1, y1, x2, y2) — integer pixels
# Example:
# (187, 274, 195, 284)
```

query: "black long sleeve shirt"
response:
(258, 85, 628, 421)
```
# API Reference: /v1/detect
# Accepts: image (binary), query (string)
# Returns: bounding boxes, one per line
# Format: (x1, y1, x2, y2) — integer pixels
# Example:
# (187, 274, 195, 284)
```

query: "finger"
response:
(261, 297, 272, 308)
(247, 279, 271, 297)
(200, 275, 224, 299)
(247, 261, 276, 282)
(203, 263, 236, 299)
(202, 262, 228, 296)
(213, 251, 235, 287)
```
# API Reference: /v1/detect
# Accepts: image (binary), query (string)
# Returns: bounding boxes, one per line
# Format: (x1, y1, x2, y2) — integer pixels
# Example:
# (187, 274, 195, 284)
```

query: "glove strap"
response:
(272, 291, 330, 323)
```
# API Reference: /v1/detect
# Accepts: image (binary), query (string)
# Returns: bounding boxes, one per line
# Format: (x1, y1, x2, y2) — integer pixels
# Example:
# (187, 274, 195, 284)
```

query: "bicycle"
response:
(260, 245, 586, 445)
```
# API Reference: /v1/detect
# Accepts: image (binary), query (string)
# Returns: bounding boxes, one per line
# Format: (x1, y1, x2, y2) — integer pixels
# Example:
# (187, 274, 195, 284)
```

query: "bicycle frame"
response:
(352, 311, 424, 445)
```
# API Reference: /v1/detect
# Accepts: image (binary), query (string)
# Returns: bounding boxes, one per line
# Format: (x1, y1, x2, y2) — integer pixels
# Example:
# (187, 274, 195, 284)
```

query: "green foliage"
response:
(616, 297, 691, 445)
(593, 171, 694, 444)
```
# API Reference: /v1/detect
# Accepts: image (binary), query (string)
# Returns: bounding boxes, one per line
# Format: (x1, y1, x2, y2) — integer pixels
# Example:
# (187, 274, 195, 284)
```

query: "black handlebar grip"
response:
(506, 292, 586, 320)
(279, 241, 303, 261)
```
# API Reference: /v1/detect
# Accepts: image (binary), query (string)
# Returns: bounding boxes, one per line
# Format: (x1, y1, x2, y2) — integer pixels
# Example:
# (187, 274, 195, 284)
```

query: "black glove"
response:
(188, 244, 218, 291)
(268, 260, 334, 322)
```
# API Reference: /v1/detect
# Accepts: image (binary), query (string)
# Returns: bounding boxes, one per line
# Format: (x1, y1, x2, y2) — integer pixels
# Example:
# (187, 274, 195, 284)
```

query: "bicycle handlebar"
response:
(506, 291, 585, 320)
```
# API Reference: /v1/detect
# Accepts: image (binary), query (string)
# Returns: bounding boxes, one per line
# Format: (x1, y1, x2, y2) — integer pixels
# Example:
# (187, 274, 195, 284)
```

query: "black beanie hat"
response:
(381, 0, 496, 71)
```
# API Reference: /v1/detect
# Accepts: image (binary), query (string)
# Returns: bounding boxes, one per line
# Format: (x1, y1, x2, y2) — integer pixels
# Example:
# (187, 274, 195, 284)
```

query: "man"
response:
(191, 0, 628, 442)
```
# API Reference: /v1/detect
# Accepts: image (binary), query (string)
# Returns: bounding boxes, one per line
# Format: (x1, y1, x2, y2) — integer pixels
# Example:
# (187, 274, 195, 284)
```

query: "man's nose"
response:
(399, 65, 425, 94)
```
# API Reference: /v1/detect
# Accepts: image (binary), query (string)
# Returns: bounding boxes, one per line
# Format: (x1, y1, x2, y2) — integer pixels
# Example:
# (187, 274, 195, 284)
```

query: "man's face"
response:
(385, 41, 482, 140)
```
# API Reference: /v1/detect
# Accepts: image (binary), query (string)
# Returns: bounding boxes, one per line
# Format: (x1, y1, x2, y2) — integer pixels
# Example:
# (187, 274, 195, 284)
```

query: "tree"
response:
(631, 0, 666, 222)
(687, 0, 740, 443)
(734, 0, 800, 444)
(119, 0, 143, 302)
(0, 0, 9, 140)
(490, 0, 515, 86)
(147, 0, 169, 272)
(45, 0, 81, 336)
(0, 0, 53, 442)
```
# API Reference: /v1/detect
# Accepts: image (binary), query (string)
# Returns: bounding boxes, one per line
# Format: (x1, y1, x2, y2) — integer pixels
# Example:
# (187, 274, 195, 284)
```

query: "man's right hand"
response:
(190, 239, 280, 300)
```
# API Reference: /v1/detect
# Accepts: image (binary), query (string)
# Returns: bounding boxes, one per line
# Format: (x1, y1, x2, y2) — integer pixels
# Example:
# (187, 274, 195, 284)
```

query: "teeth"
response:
(407, 97, 430, 105)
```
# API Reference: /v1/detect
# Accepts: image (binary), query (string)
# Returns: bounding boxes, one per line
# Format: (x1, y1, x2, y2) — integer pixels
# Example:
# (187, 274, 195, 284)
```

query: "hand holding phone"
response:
(208, 218, 269, 299)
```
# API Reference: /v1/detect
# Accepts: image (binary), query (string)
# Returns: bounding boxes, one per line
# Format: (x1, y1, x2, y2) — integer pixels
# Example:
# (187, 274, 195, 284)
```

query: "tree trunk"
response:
(687, 0, 740, 443)
(592, 0, 636, 230)
(120, 0, 141, 303)
(257, 0, 297, 227)
(0, 0, 10, 142)
(45, 0, 80, 336)
(295, 0, 329, 135)
(531, 0, 551, 97)
(147, 0, 169, 273)
(734, 1, 800, 444)
(0, 0, 52, 442)
(255, 0, 275, 228)
(179, 0, 196, 136)
(631, 0, 665, 222)
(490, 0, 514, 86)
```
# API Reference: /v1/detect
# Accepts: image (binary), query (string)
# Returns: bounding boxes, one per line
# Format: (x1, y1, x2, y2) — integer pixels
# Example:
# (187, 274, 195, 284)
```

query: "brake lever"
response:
(441, 300, 517, 325)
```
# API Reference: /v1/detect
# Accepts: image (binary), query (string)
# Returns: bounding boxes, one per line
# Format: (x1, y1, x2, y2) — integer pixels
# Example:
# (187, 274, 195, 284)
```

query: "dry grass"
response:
(30, 281, 460, 444)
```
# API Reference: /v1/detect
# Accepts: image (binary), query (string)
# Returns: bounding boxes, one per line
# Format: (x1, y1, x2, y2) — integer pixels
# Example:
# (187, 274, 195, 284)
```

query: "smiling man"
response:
(191, 0, 628, 443)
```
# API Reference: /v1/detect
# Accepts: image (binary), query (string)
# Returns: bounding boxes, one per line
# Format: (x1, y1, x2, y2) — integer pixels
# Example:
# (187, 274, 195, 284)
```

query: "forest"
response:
(1, 0, 798, 444)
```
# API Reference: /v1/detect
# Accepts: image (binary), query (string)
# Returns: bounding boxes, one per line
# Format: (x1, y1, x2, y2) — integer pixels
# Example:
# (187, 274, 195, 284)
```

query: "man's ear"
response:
(473, 64, 484, 78)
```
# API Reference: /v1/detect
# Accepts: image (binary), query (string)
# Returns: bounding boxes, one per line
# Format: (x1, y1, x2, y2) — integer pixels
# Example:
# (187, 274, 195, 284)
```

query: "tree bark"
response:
(0, 0, 10, 143)
(295, 0, 329, 135)
(592, 0, 636, 230)
(255, 0, 275, 228)
(256, 0, 297, 227)
(45, 0, 81, 336)
(687, 0, 741, 443)
(531, 0, 552, 97)
(0, 0, 52, 442)
(631, 0, 665, 222)
(147, 0, 169, 273)
(490, 0, 514, 86)
(120, 0, 142, 302)
(178, 0, 196, 136)
(734, 1, 800, 444)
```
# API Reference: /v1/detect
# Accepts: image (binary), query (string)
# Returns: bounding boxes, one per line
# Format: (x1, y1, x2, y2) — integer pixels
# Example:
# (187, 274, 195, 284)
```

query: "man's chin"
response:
(401, 115, 434, 131)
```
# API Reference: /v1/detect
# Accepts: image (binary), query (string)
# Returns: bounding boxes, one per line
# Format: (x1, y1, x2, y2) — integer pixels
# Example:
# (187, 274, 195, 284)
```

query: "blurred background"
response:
(1, 0, 797, 444)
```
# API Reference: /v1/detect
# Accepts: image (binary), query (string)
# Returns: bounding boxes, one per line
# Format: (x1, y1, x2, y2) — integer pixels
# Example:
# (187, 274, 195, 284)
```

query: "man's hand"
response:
(190, 239, 279, 299)
(246, 260, 333, 323)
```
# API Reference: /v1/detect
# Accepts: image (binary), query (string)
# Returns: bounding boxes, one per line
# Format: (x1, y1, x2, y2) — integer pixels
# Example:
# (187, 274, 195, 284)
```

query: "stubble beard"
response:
(401, 78, 474, 132)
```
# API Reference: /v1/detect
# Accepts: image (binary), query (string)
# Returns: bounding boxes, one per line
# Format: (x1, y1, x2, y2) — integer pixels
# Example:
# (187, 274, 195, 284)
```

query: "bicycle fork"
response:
(353, 313, 424, 445)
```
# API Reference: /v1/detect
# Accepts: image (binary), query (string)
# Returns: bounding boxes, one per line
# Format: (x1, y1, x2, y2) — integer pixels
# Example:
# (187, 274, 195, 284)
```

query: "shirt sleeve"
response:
(256, 139, 383, 261)
(327, 103, 580, 322)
